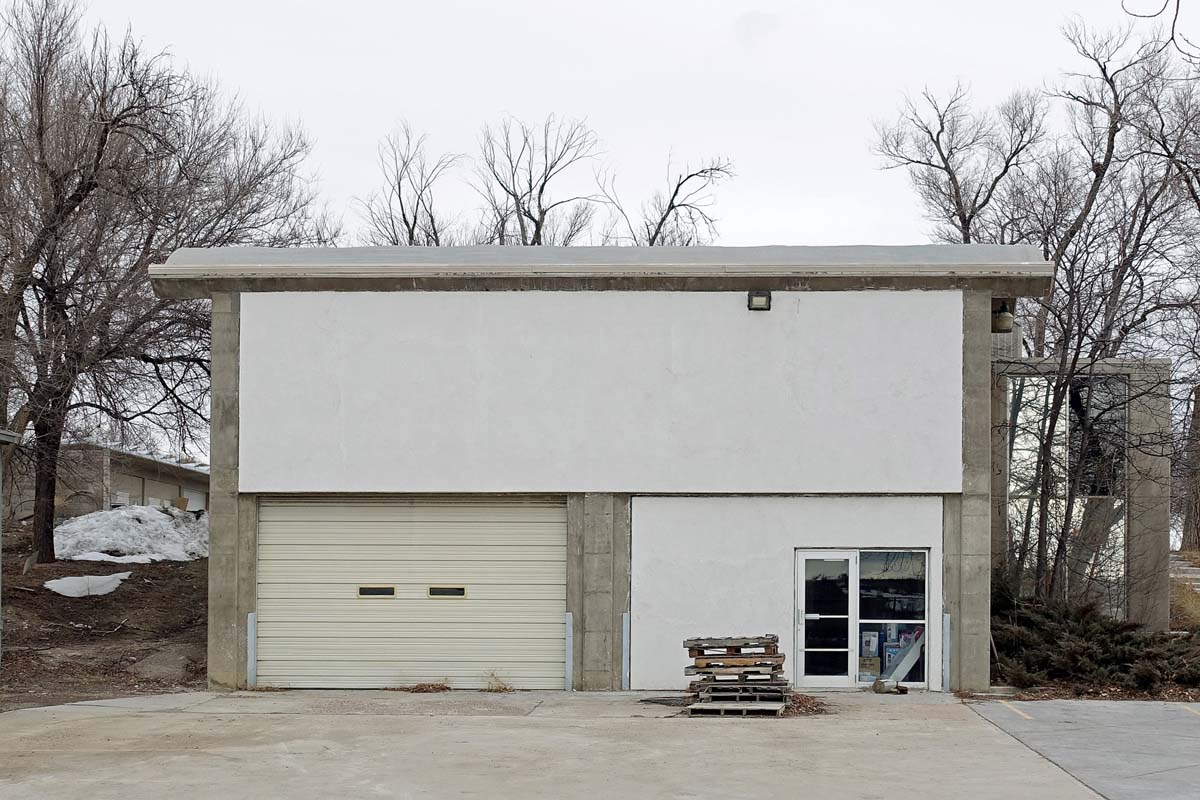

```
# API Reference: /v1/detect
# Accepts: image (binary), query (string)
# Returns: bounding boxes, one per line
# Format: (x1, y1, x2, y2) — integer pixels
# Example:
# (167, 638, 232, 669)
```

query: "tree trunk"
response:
(1182, 385, 1200, 552)
(1065, 495, 1124, 605)
(31, 397, 68, 563)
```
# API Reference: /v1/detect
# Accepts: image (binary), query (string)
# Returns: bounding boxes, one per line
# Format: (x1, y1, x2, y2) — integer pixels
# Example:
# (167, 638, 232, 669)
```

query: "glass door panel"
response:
(858, 551, 928, 685)
(795, 551, 856, 688)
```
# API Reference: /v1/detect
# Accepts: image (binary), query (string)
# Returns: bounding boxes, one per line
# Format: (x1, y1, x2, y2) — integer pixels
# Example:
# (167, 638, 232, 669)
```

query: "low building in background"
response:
(5, 442, 209, 522)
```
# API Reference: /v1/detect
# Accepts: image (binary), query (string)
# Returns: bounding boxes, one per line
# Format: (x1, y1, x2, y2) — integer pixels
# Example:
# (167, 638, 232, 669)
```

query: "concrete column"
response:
(945, 290, 993, 692)
(1126, 366, 1172, 630)
(566, 492, 630, 690)
(208, 292, 251, 689)
(991, 375, 1010, 573)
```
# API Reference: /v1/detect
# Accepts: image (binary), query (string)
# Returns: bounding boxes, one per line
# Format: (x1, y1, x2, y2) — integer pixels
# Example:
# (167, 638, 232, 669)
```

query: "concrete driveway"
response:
(973, 699, 1200, 800)
(0, 690, 1096, 800)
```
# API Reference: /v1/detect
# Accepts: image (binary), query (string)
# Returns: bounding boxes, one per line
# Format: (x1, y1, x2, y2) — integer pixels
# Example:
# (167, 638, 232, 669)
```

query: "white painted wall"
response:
(239, 290, 963, 493)
(629, 495, 944, 690)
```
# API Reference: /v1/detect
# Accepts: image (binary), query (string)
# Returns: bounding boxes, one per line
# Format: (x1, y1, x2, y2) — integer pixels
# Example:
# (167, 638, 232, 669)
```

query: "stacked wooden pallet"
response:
(684, 635, 787, 717)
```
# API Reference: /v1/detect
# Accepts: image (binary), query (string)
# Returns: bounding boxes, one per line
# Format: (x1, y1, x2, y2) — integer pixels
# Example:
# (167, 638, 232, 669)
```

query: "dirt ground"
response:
(0, 521, 206, 712)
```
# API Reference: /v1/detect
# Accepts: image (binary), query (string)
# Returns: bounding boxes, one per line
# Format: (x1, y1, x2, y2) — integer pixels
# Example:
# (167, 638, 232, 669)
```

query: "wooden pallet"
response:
(701, 691, 790, 703)
(688, 675, 790, 691)
(686, 701, 785, 717)
(692, 654, 785, 668)
(686, 664, 781, 677)
(699, 683, 789, 696)
(685, 636, 779, 657)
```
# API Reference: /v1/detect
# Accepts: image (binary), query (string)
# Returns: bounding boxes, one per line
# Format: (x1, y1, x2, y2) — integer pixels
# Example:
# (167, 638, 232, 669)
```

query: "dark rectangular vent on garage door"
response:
(358, 586, 395, 597)
(428, 586, 466, 597)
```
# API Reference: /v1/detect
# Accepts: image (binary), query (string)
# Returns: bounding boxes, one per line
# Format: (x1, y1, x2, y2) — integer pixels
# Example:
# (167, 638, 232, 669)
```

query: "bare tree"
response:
(880, 21, 1199, 608)
(1124, 0, 1200, 61)
(473, 115, 600, 245)
(358, 114, 736, 248)
(358, 123, 461, 246)
(599, 158, 734, 246)
(0, 0, 334, 560)
(875, 84, 1045, 243)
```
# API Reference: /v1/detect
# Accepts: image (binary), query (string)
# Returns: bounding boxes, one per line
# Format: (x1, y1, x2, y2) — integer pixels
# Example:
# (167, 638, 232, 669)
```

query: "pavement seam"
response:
(967, 702, 1109, 800)
(1120, 760, 1200, 779)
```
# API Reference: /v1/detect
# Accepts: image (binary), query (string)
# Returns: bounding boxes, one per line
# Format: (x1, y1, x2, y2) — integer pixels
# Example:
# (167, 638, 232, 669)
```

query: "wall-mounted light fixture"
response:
(992, 300, 1015, 333)
(747, 290, 771, 311)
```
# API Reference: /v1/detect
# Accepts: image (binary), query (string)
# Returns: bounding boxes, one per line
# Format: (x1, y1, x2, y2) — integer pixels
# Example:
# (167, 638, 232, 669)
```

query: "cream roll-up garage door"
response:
(255, 496, 567, 689)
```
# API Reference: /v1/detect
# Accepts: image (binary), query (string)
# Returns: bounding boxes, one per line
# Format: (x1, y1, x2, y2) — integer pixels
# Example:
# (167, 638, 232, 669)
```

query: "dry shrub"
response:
(991, 586, 1200, 694)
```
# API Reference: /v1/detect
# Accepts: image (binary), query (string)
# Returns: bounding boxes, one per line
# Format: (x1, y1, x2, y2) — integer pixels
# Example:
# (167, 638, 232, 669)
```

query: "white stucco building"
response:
(151, 244, 1053, 692)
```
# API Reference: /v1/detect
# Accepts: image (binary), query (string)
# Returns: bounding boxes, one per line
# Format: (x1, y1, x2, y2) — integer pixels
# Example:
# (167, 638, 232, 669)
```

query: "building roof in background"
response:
(151, 244, 1054, 298)
(64, 442, 209, 477)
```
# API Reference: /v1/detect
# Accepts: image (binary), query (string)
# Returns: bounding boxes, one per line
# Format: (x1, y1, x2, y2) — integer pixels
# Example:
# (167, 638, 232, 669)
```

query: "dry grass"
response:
(1171, 580, 1200, 632)
(482, 673, 514, 693)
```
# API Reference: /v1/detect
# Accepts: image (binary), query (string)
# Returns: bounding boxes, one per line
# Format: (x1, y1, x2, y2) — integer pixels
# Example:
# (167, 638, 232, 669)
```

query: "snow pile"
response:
(54, 505, 208, 562)
(44, 571, 132, 597)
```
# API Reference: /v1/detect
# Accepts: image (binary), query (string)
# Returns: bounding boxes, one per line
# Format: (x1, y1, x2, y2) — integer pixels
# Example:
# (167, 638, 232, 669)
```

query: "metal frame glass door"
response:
(794, 550, 858, 688)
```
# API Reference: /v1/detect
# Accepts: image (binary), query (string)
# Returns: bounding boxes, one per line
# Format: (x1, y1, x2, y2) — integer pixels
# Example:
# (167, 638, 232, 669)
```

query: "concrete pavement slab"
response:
(972, 699, 1200, 800)
(0, 691, 1098, 800)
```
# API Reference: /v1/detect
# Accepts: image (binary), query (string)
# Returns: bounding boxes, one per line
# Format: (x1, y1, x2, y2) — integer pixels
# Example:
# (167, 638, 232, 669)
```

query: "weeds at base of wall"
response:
(482, 673, 514, 693)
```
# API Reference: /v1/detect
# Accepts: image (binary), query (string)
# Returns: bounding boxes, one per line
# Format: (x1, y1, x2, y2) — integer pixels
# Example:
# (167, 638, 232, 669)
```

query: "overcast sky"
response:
(84, 0, 1141, 246)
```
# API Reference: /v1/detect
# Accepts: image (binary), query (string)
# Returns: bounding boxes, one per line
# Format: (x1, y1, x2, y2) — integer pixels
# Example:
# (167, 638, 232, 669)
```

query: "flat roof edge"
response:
(151, 271, 1053, 299)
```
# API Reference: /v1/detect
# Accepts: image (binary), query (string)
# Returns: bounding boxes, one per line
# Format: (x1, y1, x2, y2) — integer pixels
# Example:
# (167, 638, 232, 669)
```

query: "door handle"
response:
(804, 614, 821, 620)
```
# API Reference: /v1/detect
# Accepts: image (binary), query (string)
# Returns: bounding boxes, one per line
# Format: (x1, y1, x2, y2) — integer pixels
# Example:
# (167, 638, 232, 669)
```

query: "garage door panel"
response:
(258, 502, 566, 523)
(258, 544, 566, 561)
(255, 497, 567, 690)
(256, 672, 565, 690)
(258, 524, 565, 546)
(257, 638, 566, 659)
(257, 599, 564, 623)
(258, 622, 566, 638)
(257, 561, 565, 584)
(257, 584, 565, 601)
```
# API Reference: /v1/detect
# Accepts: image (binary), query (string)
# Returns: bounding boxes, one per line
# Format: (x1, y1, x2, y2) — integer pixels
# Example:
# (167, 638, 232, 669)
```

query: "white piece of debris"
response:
(44, 571, 132, 598)
(54, 505, 208, 562)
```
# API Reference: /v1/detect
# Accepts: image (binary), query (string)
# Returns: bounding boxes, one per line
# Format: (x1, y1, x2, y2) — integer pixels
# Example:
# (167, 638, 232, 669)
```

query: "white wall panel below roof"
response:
(239, 290, 964, 494)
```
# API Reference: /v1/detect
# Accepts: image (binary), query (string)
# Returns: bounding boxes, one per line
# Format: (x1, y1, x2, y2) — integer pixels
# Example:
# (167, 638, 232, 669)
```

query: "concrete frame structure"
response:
(153, 245, 1053, 692)
(991, 357, 1172, 630)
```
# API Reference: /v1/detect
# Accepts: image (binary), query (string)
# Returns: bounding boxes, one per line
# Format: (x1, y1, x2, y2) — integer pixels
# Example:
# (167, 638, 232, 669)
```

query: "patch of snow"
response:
(44, 571, 132, 597)
(68, 551, 160, 564)
(55, 505, 208, 562)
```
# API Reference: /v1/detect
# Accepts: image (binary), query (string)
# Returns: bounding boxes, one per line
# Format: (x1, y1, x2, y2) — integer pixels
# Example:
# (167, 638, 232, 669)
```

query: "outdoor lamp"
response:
(747, 290, 771, 311)
(992, 301, 1015, 333)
